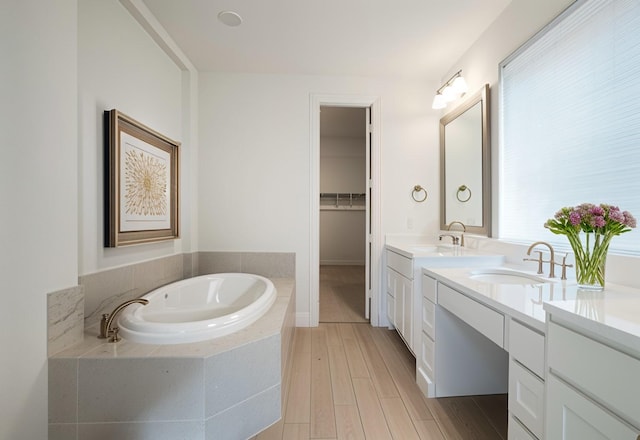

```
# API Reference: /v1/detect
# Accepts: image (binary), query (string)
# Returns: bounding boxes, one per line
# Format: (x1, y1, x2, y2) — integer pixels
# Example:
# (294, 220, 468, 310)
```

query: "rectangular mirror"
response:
(440, 84, 491, 235)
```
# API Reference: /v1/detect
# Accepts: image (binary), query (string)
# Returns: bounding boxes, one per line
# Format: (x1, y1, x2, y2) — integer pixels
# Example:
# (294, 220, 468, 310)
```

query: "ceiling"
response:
(141, 0, 512, 80)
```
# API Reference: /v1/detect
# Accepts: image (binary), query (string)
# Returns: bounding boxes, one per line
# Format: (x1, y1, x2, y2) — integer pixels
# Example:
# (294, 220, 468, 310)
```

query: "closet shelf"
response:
(320, 193, 366, 210)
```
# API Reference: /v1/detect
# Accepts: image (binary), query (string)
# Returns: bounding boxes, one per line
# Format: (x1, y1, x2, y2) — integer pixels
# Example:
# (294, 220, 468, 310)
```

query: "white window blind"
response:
(500, 0, 640, 254)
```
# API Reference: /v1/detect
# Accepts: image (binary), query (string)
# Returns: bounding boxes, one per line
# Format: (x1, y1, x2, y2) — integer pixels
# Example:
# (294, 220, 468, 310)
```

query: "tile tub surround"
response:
(47, 286, 84, 356)
(49, 277, 296, 440)
(46, 251, 296, 357)
(81, 251, 295, 330)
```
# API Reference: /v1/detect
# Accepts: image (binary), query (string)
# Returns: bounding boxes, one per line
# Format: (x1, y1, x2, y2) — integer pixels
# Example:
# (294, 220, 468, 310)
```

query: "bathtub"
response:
(117, 273, 277, 344)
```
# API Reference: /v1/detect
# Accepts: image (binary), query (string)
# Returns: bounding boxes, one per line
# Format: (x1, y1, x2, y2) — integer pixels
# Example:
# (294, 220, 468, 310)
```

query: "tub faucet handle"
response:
(109, 327, 120, 343)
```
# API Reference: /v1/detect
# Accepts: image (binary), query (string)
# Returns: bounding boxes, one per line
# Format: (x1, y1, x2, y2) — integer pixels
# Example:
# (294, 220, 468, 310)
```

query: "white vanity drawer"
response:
(548, 321, 640, 426)
(509, 359, 544, 439)
(386, 250, 413, 279)
(438, 283, 504, 348)
(509, 319, 544, 378)
(419, 331, 435, 380)
(508, 415, 537, 440)
(422, 273, 437, 303)
(422, 297, 435, 339)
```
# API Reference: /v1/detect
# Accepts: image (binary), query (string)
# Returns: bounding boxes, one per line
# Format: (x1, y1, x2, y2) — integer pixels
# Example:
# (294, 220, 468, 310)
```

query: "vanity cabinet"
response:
(386, 250, 414, 351)
(508, 319, 545, 440)
(545, 320, 640, 439)
(417, 274, 437, 397)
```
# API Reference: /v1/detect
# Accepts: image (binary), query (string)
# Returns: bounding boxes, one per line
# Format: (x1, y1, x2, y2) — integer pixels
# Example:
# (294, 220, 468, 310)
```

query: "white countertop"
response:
(423, 265, 640, 351)
(386, 241, 506, 263)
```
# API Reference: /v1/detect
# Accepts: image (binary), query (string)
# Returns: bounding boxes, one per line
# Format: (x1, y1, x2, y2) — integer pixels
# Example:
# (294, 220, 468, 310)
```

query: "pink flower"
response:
(608, 208, 625, 223)
(545, 202, 635, 238)
(569, 211, 581, 226)
(624, 211, 637, 228)
(592, 216, 606, 228)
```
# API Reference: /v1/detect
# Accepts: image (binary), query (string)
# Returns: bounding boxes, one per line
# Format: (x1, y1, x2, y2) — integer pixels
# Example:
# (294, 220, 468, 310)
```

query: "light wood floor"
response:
(319, 265, 368, 323)
(253, 323, 507, 440)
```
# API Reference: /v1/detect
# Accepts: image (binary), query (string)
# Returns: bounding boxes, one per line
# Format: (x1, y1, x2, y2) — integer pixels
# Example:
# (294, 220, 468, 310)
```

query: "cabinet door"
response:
(400, 275, 413, 349)
(546, 374, 640, 440)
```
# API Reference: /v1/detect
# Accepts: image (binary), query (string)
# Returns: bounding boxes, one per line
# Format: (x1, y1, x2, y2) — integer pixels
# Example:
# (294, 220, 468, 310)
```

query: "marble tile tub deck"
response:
(48, 277, 296, 440)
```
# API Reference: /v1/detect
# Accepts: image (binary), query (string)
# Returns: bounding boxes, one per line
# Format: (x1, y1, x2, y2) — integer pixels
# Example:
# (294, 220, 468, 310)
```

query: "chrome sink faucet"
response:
(99, 298, 149, 342)
(439, 233, 460, 245)
(524, 241, 555, 278)
(446, 221, 466, 247)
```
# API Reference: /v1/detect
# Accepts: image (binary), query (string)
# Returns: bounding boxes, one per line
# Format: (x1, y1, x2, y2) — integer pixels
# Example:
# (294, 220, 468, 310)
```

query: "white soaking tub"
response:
(118, 273, 276, 344)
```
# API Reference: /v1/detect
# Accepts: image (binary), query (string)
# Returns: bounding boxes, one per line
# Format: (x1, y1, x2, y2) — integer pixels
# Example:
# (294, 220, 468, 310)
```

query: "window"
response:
(500, 0, 640, 254)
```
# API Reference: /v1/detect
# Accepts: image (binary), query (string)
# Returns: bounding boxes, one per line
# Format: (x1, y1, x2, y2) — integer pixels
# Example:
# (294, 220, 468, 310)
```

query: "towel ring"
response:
(412, 185, 428, 202)
(456, 185, 472, 202)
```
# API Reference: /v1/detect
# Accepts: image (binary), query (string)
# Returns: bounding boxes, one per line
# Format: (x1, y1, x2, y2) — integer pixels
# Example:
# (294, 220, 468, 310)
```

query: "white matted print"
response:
(119, 131, 171, 231)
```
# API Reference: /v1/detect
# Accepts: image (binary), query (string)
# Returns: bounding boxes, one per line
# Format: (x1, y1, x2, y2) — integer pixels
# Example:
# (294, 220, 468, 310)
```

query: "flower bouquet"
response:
(544, 203, 636, 289)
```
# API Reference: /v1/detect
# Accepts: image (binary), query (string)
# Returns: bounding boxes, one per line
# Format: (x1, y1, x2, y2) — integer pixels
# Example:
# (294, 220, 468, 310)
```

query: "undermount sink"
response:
(469, 268, 551, 285)
(411, 245, 439, 253)
(411, 244, 458, 253)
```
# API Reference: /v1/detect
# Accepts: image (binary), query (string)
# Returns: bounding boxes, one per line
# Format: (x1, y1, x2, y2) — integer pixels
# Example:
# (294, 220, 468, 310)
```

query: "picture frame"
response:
(104, 109, 180, 247)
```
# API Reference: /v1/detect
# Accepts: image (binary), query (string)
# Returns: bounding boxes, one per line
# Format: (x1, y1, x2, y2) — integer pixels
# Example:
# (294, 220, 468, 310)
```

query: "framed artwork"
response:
(104, 109, 180, 247)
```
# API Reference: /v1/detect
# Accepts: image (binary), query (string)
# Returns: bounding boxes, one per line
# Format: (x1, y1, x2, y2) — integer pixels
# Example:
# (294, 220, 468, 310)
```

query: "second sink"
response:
(470, 268, 552, 285)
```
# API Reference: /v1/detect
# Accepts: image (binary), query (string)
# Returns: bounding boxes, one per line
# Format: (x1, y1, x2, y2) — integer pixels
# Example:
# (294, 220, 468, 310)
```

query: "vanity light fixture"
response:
(432, 70, 468, 109)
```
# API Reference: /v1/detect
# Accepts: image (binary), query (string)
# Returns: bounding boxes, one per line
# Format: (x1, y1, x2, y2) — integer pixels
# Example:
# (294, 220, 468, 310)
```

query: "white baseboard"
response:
(296, 312, 311, 327)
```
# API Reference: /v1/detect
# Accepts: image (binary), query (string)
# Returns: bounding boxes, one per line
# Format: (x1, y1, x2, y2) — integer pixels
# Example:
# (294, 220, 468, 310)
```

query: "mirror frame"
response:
(439, 83, 491, 236)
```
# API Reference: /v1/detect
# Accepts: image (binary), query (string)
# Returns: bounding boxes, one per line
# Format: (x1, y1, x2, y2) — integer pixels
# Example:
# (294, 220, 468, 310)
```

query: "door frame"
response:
(309, 94, 382, 327)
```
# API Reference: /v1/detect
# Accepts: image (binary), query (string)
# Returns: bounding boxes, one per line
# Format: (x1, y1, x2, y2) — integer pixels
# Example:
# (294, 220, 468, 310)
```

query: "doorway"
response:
(309, 94, 381, 328)
(319, 106, 368, 323)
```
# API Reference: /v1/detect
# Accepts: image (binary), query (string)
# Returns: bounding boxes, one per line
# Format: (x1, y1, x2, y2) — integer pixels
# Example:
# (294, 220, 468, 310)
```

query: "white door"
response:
(365, 106, 372, 320)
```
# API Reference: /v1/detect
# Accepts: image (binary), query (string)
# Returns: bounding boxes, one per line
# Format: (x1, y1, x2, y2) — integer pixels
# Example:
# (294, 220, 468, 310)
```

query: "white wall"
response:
(320, 137, 366, 193)
(0, 1, 78, 438)
(78, 0, 189, 275)
(198, 73, 438, 322)
(0, 1, 194, 436)
(320, 136, 366, 264)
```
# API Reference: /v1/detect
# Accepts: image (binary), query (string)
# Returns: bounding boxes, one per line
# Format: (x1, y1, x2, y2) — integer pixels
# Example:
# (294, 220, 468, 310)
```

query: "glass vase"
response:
(568, 232, 609, 291)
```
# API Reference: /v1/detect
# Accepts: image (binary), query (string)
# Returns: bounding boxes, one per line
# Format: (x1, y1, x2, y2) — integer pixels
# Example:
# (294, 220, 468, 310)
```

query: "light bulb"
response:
(432, 94, 447, 109)
(442, 85, 457, 102)
(451, 76, 468, 94)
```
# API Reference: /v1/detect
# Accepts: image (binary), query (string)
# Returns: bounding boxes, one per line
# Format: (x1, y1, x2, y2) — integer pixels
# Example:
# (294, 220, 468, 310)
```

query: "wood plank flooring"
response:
(319, 265, 368, 323)
(253, 324, 507, 440)
(252, 265, 507, 440)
